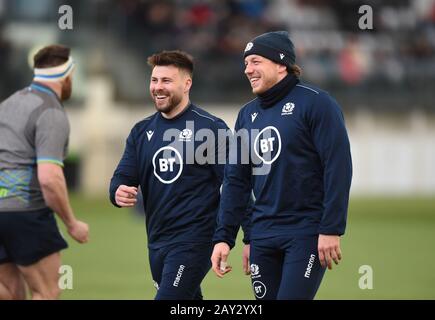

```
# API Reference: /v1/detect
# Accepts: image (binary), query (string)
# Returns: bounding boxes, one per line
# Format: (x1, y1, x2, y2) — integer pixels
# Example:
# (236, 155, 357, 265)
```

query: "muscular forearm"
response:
(40, 172, 76, 228)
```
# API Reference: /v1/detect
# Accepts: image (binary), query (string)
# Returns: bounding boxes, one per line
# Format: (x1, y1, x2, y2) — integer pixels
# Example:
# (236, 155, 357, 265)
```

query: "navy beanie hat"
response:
(243, 31, 296, 68)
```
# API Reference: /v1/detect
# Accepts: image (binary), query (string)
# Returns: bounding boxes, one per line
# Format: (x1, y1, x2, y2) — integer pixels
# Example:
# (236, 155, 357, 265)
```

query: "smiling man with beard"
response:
(109, 50, 251, 300)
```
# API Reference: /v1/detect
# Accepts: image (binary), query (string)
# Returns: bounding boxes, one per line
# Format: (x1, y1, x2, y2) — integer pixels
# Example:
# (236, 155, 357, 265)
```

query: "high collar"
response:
(257, 74, 299, 108)
(30, 82, 63, 105)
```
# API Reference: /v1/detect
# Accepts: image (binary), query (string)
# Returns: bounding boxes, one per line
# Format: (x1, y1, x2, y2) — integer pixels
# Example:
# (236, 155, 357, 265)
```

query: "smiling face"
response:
(244, 54, 287, 95)
(149, 65, 191, 115)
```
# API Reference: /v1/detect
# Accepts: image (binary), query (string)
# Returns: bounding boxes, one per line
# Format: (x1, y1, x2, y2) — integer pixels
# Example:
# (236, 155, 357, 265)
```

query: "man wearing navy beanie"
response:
(243, 31, 296, 70)
(212, 31, 353, 300)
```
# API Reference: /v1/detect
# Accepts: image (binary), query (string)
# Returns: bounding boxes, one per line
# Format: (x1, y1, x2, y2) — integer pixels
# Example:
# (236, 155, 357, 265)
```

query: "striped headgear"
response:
(34, 56, 75, 82)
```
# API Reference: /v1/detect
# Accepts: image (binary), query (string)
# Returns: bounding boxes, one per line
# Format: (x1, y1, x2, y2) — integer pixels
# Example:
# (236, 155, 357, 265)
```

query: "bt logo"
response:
(152, 146, 183, 184)
(252, 281, 267, 299)
(259, 137, 275, 153)
(253, 126, 282, 165)
(159, 158, 176, 172)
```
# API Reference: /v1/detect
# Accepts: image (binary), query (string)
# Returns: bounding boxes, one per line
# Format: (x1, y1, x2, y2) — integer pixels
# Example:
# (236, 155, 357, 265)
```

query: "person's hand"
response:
(211, 242, 232, 278)
(115, 185, 138, 207)
(67, 220, 89, 244)
(242, 244, 250, 275)
(318, 234, 342, 269)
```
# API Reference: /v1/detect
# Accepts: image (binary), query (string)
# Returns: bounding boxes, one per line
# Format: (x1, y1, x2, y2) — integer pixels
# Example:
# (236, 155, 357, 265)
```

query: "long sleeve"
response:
(308, 93, 352, 235)
(213, 115, 253, 249)
(240, 192, 254, 244)
(109, 127, 140, 207)
(210, 119, 230, 183)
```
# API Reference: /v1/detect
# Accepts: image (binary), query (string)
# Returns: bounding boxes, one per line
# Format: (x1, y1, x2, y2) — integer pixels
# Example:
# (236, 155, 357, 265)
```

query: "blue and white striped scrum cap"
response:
(34, 56, 75, 82)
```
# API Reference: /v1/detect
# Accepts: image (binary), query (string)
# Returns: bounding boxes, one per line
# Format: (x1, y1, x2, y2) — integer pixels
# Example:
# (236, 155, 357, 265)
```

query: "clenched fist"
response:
(115, 185, 138, 207)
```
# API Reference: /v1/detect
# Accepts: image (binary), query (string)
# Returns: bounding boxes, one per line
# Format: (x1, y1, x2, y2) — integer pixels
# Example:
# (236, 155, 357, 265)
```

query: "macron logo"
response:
(146, 130, 154, 141)
(251, 112, 258, 123)
(280, 53, 285, 60)
(173, 265, 185, 287)
(304, 254, 316, 278)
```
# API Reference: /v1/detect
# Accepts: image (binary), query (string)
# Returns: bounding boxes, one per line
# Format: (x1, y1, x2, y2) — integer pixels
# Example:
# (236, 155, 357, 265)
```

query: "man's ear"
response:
(184, 77, 192, 93)
(277, 63, 287, 74)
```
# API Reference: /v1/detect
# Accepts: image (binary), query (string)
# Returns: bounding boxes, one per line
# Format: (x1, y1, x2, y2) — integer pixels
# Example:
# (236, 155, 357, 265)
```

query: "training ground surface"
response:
(58, 195, 435, 300)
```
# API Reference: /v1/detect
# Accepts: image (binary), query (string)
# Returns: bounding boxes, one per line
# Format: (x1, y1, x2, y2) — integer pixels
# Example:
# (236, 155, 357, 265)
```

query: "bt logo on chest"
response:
(253, 126, 282, 165)
(152, 146, 183, 184)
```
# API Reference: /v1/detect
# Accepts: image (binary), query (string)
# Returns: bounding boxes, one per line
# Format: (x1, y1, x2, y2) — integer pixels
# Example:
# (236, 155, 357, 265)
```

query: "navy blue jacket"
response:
(109, 104, 251, 249)
(213, 83, 352, 248)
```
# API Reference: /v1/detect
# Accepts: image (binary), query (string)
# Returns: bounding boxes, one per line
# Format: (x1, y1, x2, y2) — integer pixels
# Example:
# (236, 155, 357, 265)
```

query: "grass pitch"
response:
(58, 195, 435, 299)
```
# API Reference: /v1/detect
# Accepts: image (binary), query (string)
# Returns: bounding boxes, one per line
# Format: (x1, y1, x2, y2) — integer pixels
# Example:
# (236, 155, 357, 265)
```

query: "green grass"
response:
(58, 195, 435, 300)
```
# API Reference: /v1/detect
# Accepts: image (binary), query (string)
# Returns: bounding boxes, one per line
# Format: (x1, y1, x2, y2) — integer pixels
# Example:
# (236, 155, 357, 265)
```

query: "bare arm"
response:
(37, 163, 89, 243)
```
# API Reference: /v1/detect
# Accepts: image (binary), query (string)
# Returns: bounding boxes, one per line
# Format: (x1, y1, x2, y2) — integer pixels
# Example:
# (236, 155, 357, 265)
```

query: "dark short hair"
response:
(147, 50, 194, 77)
(34, 45, 70, 68)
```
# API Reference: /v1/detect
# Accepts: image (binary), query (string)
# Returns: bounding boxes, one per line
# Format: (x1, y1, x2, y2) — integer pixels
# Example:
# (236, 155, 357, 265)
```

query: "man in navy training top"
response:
(211, 31, 352, 300)
(109, 50, 250, 300)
